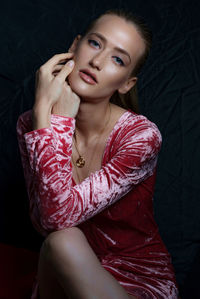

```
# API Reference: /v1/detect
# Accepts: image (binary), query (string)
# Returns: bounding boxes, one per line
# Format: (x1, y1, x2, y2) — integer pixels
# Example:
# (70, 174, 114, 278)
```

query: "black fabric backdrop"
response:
(0, 0, 200, 297)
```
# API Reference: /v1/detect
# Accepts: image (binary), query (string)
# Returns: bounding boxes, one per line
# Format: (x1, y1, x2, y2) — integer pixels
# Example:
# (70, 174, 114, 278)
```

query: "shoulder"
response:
(110, 110, 162, 157)
(116, 110, 161, 140)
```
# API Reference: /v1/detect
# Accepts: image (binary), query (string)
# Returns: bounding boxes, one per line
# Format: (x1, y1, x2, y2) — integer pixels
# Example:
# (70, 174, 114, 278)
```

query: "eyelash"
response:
(88, 39, 100, 48)
(88, 39, 125, 66)
(113, 56, 124, 66)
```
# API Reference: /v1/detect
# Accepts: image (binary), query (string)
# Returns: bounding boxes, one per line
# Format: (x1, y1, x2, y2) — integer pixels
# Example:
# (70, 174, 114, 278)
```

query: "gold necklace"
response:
(71, 155, 82, 184)
(73, 137, 86, 168)
(73, 104, 111, 170)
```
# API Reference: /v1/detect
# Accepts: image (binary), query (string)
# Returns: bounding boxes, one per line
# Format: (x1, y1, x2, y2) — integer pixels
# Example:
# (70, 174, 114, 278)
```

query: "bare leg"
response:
(38, 227, 137, 299)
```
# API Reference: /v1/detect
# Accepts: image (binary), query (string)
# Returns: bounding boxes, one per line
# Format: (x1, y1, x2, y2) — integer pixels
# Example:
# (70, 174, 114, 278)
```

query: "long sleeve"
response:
(16, 110, 162, 236)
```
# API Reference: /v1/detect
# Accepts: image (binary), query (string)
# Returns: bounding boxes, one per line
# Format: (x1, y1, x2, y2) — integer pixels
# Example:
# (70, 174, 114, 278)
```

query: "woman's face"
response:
(68, 14, 145, 101)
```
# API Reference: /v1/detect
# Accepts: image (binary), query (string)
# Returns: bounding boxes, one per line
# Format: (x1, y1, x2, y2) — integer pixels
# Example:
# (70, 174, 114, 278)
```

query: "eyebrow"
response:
(88, 32, 131, 63)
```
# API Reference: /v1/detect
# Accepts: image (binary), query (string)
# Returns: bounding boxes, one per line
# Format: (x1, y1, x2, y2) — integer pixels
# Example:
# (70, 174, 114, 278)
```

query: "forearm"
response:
(32, 100, 52, 130)
(17, 110, 76, 233)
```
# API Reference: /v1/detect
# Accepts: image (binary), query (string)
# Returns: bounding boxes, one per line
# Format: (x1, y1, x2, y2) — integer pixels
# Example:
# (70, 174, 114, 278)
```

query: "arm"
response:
(17, 110, 161, 236)
(17, 53, 80, 235)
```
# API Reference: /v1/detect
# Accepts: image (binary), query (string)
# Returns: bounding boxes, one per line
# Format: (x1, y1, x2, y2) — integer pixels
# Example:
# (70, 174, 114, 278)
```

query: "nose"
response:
(89, 51, 106, 70)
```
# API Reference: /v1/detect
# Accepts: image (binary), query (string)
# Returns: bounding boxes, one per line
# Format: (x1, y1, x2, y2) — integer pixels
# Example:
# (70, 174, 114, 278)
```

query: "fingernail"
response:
(67, 60, 74, 67)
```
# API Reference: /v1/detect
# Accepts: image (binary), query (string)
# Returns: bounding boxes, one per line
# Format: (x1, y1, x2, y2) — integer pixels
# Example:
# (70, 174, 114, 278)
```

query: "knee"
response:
(40, 227, 85, 262)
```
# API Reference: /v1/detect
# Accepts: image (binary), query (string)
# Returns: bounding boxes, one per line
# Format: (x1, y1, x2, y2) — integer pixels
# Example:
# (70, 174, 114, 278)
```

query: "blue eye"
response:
(113, 56, 124, 66)
(88, 39, 100, 48)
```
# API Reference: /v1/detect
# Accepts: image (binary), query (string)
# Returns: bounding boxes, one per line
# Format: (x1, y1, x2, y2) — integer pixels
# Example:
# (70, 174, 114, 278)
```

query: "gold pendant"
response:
(76, 156, 85, 168)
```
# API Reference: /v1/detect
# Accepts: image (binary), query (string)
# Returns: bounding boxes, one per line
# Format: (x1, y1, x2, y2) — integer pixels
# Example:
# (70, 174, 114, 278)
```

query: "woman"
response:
(17, 9, 178, 299)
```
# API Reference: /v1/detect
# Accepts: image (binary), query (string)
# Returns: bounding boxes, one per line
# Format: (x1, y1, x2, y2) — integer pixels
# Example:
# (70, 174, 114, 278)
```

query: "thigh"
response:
(42, 227, 138, 299)
(38, 253, 68, 299)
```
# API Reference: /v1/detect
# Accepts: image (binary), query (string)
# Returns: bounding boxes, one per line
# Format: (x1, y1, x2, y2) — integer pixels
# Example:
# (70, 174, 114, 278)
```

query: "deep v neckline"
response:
(72, 110, 132, 185)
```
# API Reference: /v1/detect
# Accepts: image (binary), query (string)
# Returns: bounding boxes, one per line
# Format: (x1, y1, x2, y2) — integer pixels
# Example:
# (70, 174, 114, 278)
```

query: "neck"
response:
(75, 99, 110, 140)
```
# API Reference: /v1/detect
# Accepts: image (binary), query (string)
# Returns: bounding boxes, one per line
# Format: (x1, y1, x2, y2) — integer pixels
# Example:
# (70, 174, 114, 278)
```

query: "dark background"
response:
(0, 0, 200, 298)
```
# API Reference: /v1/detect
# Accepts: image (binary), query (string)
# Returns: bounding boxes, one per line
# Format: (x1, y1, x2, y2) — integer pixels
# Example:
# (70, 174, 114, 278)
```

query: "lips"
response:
(79, 69, 98, 85)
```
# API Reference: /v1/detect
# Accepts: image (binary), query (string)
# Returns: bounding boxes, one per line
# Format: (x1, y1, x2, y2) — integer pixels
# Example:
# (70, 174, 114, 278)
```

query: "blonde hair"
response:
(111, 86, 139, 114)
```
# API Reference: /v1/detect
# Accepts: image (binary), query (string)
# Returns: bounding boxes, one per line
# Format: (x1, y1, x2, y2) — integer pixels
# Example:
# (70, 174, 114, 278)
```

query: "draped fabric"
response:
(17, 109, 178, 298)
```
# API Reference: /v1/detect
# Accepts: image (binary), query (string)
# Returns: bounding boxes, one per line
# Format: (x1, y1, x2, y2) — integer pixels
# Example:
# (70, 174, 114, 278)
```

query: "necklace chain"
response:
(71, 155, 82, 184)
(73, 140, 85, 167)
(72, 104, 111, 183)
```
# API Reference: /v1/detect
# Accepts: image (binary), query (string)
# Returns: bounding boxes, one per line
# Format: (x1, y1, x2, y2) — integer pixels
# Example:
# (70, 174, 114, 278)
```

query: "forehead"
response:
(88, 14, 145, 63)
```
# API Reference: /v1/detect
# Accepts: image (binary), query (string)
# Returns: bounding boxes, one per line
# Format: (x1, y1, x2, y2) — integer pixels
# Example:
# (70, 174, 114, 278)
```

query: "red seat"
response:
(0, 243, 39, 299)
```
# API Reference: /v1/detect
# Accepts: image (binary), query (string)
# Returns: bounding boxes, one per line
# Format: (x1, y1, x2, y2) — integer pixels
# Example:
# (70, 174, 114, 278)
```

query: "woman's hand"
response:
(33, 53, 80, 130)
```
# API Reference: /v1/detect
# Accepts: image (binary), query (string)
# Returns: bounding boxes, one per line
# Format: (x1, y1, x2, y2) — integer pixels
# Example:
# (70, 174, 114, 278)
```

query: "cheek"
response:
(104, 66, 128, 89)
(67, 69, 81, 93)
(67, 52, 83, 89)
(73, 43, 90, 64)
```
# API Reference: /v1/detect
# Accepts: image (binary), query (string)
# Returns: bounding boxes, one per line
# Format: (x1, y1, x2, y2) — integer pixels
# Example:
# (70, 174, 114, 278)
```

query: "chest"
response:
(71, 135, 108, 184)
(71, 106, 128, 184)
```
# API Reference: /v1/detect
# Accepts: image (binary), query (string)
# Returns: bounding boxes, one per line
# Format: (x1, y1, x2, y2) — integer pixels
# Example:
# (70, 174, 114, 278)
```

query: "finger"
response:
(52, 65, 63, 73)
(52, 71, 60, 77)
(52, 54, 75, 73)
(43, 52, 74, 70)
(58, 54, 74, 65)
(55, 60, 74, 83)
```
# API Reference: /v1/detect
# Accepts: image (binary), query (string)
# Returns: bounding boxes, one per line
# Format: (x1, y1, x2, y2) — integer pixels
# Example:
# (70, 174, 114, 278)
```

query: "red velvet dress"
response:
(17, 109, 178, 299)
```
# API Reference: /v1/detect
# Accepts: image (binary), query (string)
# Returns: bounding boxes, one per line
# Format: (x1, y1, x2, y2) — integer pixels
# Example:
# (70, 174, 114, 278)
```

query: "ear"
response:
(68, 35, 82, 53)
(118, 76, 138, 94)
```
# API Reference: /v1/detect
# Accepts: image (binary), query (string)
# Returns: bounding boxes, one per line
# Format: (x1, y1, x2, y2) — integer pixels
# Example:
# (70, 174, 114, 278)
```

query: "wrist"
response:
(51, 110, 74, 118)
(32, 103, 52, 130)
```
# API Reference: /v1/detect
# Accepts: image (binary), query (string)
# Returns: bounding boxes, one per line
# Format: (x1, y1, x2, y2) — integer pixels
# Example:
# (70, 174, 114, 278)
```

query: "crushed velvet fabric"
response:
(17, 109, 178, 298)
